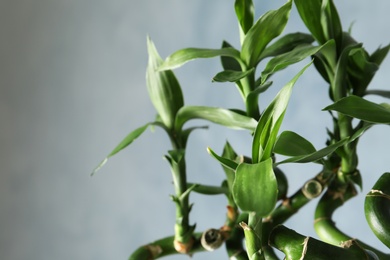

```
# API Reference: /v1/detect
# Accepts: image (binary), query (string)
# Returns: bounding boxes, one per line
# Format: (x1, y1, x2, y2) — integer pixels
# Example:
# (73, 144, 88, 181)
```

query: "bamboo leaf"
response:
(252, 62, 312, 163)
(274, 131, 316, 156)
(331, 44, 361, 101)
(241, 0, 292, 67)
(175, 106, 257, 132)
(146, 37, 184, 129)
(348, 47, 379, 96)
(220, 41, 242, 71)
(234, 0, 254, 34)
(370, 44, 390, 66)
(365, 90, 390, 99)
(233, 158, 277, 215)
(323, 96, 390, 124)
(261, 41, 331, 84)
(207, 147, 239, 172)
(320, 0, 343, 49)
(259, 32, 314, 60)
(159, 47, 242, 71)
(276, 138, 348, 165)
(212, 68, 254, 82)
(294, 0, 326, 44)
(221, 141, 240, 190)
(91, 123, 151, 175)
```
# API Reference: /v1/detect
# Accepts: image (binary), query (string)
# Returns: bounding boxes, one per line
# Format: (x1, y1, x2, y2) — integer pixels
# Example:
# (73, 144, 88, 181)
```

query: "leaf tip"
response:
(91, 157, 108, 176)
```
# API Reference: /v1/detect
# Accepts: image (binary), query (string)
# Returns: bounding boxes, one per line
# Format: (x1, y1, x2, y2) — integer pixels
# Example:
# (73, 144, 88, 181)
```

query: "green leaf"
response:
(259, 32, 314, 60)
(294, 0, 326, 44)
(294, 0, 342, 48)
(246, 81, 273, 108)
(369, 44, 390, 66)
(348, 47, 379, 96)
(220, 41, 242, 71)
(212, 68, 254, 82)
(221, 141, 240, 190)
(91, 123, 151, 175)
(331, 44, 361, 101)
(276, 138, 349, 165)
(323, 96, 390, 124)
(274, 131, 316, 156)
(187, 182, 229, 195)
(233, 158, 277, 215)
(365, 90, 390, 99)
(175, 106, 258, 132)
(207, 147, 239, 172)
(159, 47, 242, 71)
(252, 62, 312, 163)
(312, 39, 337, 84)
(261, 41, 331, 84)
(234, 0, 254, 35)
(320, 0, 342, 49)
(241, 0, 292, 67)
(146, 37, 184, 129)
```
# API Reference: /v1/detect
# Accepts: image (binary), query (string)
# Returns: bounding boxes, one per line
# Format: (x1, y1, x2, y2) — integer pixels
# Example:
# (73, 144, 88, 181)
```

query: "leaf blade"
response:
(323, 96, 390, 124)
(175, 106, 258, 131)
(241, 0, 292, 67)
(159, 47, 242, 71)
(91, 123, 151, 175)
(233, 158, 277, 215)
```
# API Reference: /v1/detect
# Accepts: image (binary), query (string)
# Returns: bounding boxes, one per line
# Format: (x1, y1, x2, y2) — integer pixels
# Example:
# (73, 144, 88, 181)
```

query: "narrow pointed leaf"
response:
(365, 90, 390, 99)
(207, 147, 239, 172)
(349, 47, 379, 96)
(159, 47, 242, 71)
(234, 0, 254, 34)
(252, 62, 312, 163)
(241, 0, 292, 67)
(261, 41, 331, 84)
(274, 131, 316, 156)
(221, 141, 240, 190)
(259, 32, 314, 60)
(370, 44, 390, 66)
(175, 106, 257, 131)
(276, 138, 349, 165)
(323, 96, 390, 124)
(146, 37, 184, 129)
(332, 44, 361, 101)
(320, 0, 343, 49)
(294, 0, 326, 44)
(212, 68, 254, 82)
(233, 158, 277, 215)
(91, 123, 151, 175)
(220, 41, 242, 71)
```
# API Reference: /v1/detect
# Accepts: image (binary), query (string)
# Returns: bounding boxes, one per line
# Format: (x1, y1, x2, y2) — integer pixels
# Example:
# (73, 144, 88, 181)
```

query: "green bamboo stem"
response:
(269, 225, 377, 260)
(129, 233, 205, 260)
(365, 172, 390, 249)
(167, 133, 195, 253)
(314, 180, 389, 258)
(225, 218, 249, 260)
(261, 169, 333, 257)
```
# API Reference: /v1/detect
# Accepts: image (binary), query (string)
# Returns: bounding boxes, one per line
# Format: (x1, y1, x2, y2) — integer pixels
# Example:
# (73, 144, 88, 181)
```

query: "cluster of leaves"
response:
(93, 0, 390, 259)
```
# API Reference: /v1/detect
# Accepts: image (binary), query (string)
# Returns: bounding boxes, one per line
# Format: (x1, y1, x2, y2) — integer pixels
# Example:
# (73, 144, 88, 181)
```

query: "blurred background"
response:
(1, 0, 389, 259)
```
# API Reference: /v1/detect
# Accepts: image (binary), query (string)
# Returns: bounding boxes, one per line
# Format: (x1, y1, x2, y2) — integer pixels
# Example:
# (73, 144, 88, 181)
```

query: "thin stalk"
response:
(270, 225, 375, 260)
(314, 180, 389, 258)
(129, 233, 205, 260)
(168, 133, 194, 253)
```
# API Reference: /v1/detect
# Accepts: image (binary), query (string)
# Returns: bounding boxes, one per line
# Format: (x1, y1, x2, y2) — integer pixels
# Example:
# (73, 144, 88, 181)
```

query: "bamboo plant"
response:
(93, 0, 390, 259)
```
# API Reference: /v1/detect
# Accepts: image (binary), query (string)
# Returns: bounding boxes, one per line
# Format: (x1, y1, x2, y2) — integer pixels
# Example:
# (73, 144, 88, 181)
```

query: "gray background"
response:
(1, 0, 389, 259)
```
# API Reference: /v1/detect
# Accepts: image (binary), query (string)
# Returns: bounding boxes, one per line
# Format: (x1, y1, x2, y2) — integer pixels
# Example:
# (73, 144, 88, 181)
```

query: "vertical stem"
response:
(242, 212, 264, 260)
(169, 134, 194, 253)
